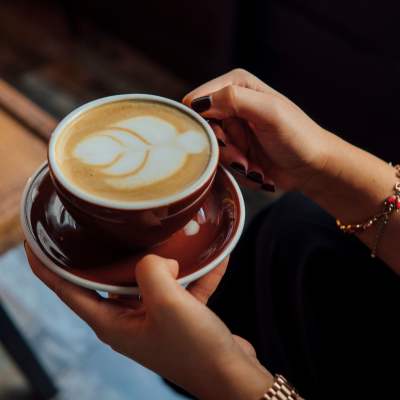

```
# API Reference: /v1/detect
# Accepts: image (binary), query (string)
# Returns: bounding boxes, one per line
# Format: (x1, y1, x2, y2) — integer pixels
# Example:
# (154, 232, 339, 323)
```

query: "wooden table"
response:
(0, 79, 56, 253)
(0, 78, 58, 399)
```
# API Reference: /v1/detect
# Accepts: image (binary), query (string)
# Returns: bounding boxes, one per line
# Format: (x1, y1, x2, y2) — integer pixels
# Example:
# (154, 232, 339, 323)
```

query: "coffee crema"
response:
(55, 100, 211, 202)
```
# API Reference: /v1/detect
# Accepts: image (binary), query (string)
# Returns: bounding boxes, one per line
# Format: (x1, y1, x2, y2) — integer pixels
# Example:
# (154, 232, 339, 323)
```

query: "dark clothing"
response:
(209, 192, 400, 399)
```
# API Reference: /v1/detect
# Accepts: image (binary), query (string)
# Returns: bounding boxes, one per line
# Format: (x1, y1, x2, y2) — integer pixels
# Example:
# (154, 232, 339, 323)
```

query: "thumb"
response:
(192, 85, 279, 127)
(135, 254, 182, 307)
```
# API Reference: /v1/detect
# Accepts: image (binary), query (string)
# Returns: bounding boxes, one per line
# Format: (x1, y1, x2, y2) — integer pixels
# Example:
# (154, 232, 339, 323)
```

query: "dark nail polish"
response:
(191, 96, 211, 113)
(261, 183, 276, 192)
(217, 138, 226, 147)
(230, 162, 246, 175)
(247, 171, 263, 184)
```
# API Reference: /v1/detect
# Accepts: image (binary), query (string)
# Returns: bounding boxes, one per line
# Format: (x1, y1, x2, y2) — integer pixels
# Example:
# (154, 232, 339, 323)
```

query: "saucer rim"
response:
(21, 162, 245, 295)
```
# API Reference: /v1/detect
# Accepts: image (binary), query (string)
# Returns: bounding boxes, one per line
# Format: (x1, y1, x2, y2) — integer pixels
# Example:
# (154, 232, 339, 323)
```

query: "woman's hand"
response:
(183, 68, 331, 192)
(25, 246, 273, 400)
(185, 69, 400, 273)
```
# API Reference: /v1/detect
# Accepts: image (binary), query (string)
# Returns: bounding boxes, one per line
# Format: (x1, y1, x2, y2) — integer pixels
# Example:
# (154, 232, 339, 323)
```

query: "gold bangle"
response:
(336, 164, 400, 257)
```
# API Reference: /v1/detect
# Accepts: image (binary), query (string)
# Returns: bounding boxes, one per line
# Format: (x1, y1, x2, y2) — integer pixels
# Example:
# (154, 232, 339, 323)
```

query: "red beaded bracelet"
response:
(336, 164, 400, 258)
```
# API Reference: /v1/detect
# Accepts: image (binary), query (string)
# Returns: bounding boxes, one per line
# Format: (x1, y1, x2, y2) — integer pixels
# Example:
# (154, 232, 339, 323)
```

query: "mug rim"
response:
(21, 162, 245, 295)
(48, 94, 219, 210)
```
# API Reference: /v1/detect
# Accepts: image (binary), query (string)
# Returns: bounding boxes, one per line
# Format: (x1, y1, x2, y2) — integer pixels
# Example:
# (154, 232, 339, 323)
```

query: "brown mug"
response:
(47, 94, 219, 248)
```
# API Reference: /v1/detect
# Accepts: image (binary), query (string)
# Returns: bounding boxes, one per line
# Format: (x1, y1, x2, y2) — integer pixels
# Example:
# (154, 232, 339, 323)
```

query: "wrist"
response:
(301, 131, 395, 222)
(299, 129, 341, 199)
(194, 351, 273, 400)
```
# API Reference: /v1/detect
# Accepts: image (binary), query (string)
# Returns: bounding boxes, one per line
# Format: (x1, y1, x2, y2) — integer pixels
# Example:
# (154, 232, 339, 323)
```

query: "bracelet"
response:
(261, 374, 300, 400)
(336, 164, 400, 258)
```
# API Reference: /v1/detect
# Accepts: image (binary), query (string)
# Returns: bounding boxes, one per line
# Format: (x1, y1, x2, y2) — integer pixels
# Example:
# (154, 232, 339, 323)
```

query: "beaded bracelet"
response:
(336, 164, 400, 258)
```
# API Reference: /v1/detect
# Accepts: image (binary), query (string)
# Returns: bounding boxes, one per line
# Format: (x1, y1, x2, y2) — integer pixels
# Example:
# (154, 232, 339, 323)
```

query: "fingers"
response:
(182, 68, 273, 106)
(187, 257, 229, 304)
(211, 120, 247, 171)
(25, 244, 115, 331)
(135, 255, 184, 309)
(210, 121, 248, 174)
(185, 73, 281, 192)
(247, 162, 265, 185)
(223, 118, 249, 154)
(211, 120, 275, 191)
(220, 143, 249, 175)
(208, 120, 227, 147)
(246, 139, 265, 185)
(108, 293, 143, 311)
(197, 85, 278, 127)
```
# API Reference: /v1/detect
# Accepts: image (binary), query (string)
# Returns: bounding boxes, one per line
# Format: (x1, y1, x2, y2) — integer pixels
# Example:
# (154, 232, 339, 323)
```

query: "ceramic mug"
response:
(47, 94, 219, 248)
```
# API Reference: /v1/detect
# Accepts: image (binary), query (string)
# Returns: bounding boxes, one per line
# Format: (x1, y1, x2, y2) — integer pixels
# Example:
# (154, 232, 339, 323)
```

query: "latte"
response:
(55, 100, 211, 202)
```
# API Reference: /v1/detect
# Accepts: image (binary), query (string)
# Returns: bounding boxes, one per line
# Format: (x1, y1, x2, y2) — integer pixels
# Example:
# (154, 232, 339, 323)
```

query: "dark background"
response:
(2, 0, 399, 161)
(59, 0, 400, 162)
(1, 1, 400, 398)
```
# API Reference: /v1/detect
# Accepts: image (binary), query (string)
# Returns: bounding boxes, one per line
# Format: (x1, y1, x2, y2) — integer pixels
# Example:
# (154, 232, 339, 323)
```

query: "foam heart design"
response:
(73, 116, 208, 189)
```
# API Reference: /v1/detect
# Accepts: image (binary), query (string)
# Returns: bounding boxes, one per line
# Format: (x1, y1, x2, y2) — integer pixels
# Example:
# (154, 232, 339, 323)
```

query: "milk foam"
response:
(73, 116, 208, 190)
(56, 99, 212, 202)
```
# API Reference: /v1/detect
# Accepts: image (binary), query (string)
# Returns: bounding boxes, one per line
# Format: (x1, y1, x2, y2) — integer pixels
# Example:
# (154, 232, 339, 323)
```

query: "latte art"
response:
(55, 100, 211, 202)
(73, 117, 208, 189)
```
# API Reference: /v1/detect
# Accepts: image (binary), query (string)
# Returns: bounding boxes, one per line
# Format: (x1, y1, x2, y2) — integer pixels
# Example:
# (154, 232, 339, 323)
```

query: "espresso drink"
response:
(55, 100, 211, 202)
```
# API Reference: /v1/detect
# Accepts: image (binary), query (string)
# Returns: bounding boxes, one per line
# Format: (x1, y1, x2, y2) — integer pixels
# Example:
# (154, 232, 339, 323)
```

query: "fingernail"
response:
(261, 183, 276, 192)
(191, 96, 211, 113)
(217, 138, 226, 147)
(247, 171, 263, 184)
(230, 162, 246, 175)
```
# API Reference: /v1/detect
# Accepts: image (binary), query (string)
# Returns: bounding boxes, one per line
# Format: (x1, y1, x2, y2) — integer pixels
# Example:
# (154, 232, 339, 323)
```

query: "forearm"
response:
(303, 130, 400, 274)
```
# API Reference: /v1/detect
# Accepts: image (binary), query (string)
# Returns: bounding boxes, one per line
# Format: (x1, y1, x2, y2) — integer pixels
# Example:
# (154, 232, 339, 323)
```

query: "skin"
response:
(26, 248, 272, 400)
(183, 69, 400, 273)
(26, 68, 399, 398)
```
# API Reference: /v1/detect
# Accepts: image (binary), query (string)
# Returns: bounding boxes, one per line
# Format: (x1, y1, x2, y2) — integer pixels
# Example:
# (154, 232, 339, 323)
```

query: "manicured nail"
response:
(191, 96, 211, 113)
(230, 162, 246, 175)
(247, 171, 263, 184)
(261, 183, 276, 192)
(217, 138, 226, 147)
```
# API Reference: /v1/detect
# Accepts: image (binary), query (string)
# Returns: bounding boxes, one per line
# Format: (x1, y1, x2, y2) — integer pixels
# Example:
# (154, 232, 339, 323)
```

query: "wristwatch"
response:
(261, 374, 300, 399)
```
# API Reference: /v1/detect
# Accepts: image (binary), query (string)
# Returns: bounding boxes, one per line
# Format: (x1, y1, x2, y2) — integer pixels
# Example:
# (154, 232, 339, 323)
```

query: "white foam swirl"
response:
(73, 116, 208, 189)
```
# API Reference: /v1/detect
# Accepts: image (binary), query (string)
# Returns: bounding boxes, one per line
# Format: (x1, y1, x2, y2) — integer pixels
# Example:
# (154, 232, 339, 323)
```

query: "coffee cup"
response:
(47, 94, 219, 248)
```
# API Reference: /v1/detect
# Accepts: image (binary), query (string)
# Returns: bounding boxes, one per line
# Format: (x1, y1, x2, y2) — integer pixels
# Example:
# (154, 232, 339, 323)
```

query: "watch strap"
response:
(261, 374, 300, 400)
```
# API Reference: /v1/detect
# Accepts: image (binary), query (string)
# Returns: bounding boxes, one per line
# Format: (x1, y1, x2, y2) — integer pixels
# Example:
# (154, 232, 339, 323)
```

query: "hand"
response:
(25, 246, 272, 400)
(183, 68, 332, 192)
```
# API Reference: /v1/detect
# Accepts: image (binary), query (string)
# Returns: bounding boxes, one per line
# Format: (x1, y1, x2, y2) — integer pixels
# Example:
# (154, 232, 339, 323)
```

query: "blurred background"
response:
(0, 0, 399, 398)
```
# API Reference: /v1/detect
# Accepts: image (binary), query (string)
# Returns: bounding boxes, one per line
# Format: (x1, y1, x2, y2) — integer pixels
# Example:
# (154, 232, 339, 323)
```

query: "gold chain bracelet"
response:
(336, 164, 400, 258)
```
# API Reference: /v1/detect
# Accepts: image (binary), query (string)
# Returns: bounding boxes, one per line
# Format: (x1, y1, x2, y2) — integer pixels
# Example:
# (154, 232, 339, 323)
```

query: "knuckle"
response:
(138, 254, 176, 271)
(223, 85, 239, 114)
(166, 258, 178, 270)
(137, 254, 159, 270)
(142, 254, 159, 264)
(268, 94, 287, 120)
(230, 68, 249, 79)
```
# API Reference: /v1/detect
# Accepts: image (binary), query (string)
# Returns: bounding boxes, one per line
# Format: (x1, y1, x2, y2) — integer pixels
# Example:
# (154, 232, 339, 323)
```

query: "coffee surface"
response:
(55, 100, 211, 202)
